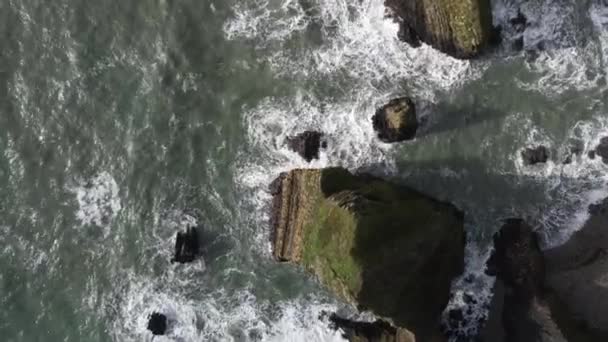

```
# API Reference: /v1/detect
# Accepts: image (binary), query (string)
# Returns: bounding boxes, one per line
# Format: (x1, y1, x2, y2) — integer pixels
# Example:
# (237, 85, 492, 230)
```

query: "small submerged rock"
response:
(594, 136, 608, 163)
(372, 97, 418, 143)
(286, 131, 326, 162)
(172, 226, 200, 263)
(521, 146, 549, 165)
(147, 312, 167, 336)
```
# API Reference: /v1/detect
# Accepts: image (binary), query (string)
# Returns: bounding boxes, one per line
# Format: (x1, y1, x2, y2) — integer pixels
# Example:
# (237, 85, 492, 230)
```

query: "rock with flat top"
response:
(372, 97, 418, 143)
(270, 167, 464, 340)
(385, 0, 494, 59)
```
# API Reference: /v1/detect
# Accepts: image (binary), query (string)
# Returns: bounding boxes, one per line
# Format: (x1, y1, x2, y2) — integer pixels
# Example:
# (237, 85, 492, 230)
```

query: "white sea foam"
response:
(110, 274, 346, 342)
(492, 0, 608, 95)
(68, 172, 122, 229)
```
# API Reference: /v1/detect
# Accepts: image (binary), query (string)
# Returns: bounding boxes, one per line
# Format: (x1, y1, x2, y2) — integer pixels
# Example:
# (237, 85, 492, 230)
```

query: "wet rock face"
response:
(385, 0, 494, 59)
(147, 312, 167, 335)
(287, 131, 326, 162)
(482, 219, 566, 342)
(521, 146, 549, 165)
(328, 313, 415, 342)
(172, 226, 199, 263)
(486, 219, 544, 297)
(372, 97, 418, 143)
(594, 136, 608, 163)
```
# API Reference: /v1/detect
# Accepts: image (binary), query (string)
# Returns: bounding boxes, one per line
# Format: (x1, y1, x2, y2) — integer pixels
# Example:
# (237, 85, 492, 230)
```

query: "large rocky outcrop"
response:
(385, 0, 494, 59)
(270, 168, 465, 340)
(480, 210, 608, 342)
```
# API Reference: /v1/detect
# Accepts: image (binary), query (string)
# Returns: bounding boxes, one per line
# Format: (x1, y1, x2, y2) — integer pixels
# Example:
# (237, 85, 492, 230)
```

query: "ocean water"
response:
(0, 0, 607, 341)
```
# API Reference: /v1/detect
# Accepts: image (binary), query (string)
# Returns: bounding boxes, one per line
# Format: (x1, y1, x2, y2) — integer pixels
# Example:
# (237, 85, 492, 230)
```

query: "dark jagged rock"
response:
(270, 168, 464, 340)
(542, 198, 608, 340)
(372, 97, 418, 143)
(510, 10, 528, 34)
(481, 219, 566, 342)
(328, 314, 415, 342)
(147, 312, 167, 336)
(385, 0, 494, 59)
(286, 131, 326, 162)
(172, 226, 199, 263)
(594, 136, 608, 163)
(521, 146, 548, 165)
(486, 219, 545, 297)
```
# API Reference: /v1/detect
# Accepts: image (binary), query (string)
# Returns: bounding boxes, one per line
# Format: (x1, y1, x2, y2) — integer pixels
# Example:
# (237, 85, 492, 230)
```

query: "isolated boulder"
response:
(521, 146, 548, 165)
(270, 168, 464, 339)
(287, 131, 326, 162)
(372, 97, 418, 143)
(385, 0, 494, 58)
(172, 226, 199, 263)
(147, 312, 167, 336)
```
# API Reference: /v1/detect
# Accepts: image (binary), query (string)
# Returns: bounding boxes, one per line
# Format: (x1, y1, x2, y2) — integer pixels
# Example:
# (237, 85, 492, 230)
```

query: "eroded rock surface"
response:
(385, 0, 494, 58)
(521, 146, 549, 165)
(372, 97, 418, 143)
(329, 314, 416, 342)
(172, 226, 200, 263)
(481, 219, 566, 342)
(270, 168, 464, 340)
(287, 131, 326, 162)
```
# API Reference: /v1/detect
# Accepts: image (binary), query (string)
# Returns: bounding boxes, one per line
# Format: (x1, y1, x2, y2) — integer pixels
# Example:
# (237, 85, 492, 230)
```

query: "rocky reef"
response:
(270, 168, 465, 340)
(385, 0, 494, 59)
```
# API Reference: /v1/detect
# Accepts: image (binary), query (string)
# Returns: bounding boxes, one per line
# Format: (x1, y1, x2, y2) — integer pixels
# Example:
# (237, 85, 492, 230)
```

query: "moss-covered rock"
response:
(373, 97, 418, 143)
(385, 0, 494, 59)
(270, 168, 465, 339)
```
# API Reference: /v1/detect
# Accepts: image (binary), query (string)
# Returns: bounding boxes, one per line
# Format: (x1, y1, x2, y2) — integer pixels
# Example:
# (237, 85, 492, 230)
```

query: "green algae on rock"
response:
(373, 97, 418, 143)
(270, 168, 465, 339)
(385, 0, 494, 59)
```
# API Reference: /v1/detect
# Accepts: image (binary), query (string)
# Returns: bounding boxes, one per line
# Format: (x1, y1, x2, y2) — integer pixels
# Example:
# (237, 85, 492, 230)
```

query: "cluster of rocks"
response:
(269, 1, 608, 341)
(146, 226, 201, 335)
(520, 137, 608, 166)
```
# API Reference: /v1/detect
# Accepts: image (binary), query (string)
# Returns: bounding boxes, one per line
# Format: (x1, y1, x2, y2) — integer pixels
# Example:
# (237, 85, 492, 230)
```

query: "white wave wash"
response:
(110, 274, 346, 342)
(68, 172, 122, 229)
(224, 1, 608, 341)
(226, 0, 481, 340)
(493, 0, 608, 95)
